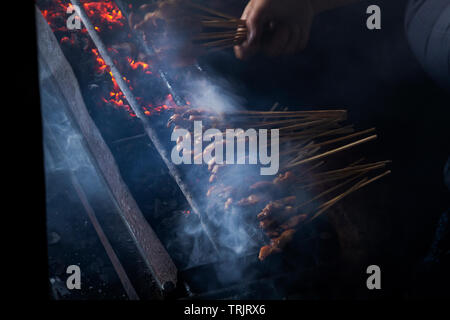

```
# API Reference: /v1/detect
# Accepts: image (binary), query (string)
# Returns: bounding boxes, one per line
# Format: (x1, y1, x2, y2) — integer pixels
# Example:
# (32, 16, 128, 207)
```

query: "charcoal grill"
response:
(38, 0, 344, 300)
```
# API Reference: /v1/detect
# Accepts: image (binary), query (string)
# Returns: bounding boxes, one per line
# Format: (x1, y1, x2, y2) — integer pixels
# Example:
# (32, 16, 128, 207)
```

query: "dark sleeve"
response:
(405, 0, 450, 90)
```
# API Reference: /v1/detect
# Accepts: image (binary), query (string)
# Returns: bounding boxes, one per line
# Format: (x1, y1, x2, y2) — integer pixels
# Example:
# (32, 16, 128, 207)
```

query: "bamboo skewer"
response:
(201, 20, 246, 29)
(295, 172, 366, 210)
(302, 128, 376, 150)
(293, 161, 388, 189)
(313, 161, 391, 179)
(309, 170, 391, 220)
(192, 31, 246, 41)
(186, 0, 238, 20)
(206, 42, 239, 52)
(200, 37, 245, 47)
(286, 135, 378, 168)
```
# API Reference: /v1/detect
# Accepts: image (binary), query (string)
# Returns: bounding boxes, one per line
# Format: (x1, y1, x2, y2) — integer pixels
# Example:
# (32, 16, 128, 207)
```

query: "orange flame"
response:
(41, 1, 180, 118)
(83, 1, 124, 27)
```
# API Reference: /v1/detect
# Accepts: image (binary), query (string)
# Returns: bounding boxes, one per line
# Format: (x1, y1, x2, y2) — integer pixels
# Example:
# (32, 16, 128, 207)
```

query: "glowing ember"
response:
(40, 0, 181, 117)
(127, 57, 151, 73)
(83, 1, 125, 27)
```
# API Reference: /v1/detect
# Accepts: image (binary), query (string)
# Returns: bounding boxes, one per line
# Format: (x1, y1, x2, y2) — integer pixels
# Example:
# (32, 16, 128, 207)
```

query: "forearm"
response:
(311, 0, 362, 14)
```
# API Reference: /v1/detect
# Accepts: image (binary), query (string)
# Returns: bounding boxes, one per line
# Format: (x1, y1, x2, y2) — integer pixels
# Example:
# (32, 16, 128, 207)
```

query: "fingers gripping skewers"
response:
(166, 105, 391, 261)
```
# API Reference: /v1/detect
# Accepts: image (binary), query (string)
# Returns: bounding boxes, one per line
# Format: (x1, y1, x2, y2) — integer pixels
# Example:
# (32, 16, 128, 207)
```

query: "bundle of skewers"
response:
(129, 0, 247, 65)
(166, 104, 391, 260)
(167, 104, 391, 260)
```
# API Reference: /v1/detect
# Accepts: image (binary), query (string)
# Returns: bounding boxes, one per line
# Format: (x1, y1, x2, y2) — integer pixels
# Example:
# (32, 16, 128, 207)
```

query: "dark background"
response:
(200, 0, 450, 298)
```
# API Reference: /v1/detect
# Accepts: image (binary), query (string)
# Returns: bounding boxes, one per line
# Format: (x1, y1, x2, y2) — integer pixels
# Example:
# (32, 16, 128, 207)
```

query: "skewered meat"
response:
(258, 205, 297, 231)
(258, 229, 297, 261)
(206, 184, 234, 199)
(237, 194, 261, 207)
(279, 214, 308, 230)
(167, 113, 192, 128)
(250, 180, 274, 192)
(258, 245, 280, 261)
(273, 171, 295, 186)
(224, 197, 233, 210)
(257, 196, 296, 220)
(248, 172, 296, 194)
(209, 173, 217, 183)
(259, 218, 277, 231)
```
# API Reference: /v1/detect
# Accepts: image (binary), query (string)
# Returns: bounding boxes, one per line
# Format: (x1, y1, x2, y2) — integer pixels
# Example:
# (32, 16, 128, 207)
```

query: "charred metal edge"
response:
(69, 0, 221, 256)
(42, 104, 140, 300)
(36, 6, 178, 291)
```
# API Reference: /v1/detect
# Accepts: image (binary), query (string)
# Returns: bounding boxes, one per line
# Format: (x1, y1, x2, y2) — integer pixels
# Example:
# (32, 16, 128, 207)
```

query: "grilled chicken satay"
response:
(258, 205, 296, 229)
(257, 196, 296, 220)
(273, 171, 296, 186)
(279, 214, 308, 230)
(249, 180, 274, 192)
(262, 213, 308, 239)
(258, 229, 297, 261)
(249, 171, 296, 194)
(206, 184, 234, 198)
(224, 197, 233, 210)
(236, 194, 261, 207)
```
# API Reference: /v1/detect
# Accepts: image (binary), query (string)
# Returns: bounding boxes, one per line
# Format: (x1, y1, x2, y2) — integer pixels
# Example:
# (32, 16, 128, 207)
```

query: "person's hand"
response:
(234, 0, 315, 59)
